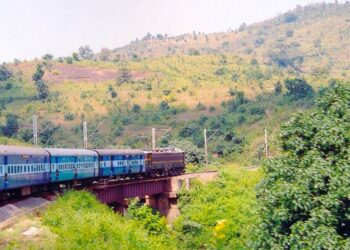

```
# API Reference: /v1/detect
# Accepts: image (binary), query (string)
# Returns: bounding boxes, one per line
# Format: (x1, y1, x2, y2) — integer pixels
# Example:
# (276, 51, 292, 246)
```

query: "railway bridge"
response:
(91, 171, 218, 221)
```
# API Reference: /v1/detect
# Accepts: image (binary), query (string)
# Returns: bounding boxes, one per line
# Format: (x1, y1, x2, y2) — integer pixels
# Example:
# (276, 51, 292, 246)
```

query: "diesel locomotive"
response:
(0, 145, 185, 196)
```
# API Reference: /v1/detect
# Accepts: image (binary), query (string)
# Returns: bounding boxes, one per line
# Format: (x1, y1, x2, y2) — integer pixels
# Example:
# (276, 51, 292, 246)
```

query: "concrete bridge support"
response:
(92, 171, 218, 221)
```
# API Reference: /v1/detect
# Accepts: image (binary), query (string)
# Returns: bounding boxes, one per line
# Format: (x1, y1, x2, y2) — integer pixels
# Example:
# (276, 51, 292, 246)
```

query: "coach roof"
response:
(0, 145, 49, 156)
(93, 149, 145, 156)
(44, 148, 98, 157)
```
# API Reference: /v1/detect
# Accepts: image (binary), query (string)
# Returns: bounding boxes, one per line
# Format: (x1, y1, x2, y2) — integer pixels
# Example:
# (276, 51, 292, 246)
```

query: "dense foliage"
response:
(0, 64, 13, 81)
(43, 191, 170, 250)
(255, 85, 350, 249)
(128, 199, 168, 236)
(175, 167, 261, 249)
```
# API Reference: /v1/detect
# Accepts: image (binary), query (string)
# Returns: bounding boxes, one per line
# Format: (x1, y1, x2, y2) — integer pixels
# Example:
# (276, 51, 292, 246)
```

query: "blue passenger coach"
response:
(0, 145, 50, 190)
(45, 148, 98, 182)
(93, 149, 146, 177)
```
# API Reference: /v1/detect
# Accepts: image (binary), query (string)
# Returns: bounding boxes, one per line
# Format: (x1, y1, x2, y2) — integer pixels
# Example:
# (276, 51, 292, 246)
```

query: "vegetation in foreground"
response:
(0, 165, 260, 250)
(255, 84, 350, 249)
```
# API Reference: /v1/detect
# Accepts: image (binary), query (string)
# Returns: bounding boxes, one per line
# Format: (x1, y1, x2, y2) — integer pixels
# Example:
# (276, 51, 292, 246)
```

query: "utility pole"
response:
(32, 115, 38, 147)
(83, 121, 88, 149)
(264, 129, 269, 158)
(152, 128, 156, 151)
(203, 129, 219, 164)
(204, 129, 208, 164)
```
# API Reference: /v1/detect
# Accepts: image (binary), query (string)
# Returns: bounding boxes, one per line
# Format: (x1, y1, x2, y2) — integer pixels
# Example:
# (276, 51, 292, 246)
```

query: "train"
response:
(0, 145, 185, 196)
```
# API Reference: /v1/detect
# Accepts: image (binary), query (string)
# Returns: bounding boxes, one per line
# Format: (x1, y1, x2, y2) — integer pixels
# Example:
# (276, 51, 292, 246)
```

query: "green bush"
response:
(175, 168, 261, 249)
(43, 191, 169, 250)
(0, 64, 13, 81)
(255, 85, 350, 249)
(32, 64, 44, 81)
(117, 68, 132, 84)
(64, 112, 76, 121)
(2, 113, 19, 137)
(284, 78, 314, 99)
(128, 199, 168, 236)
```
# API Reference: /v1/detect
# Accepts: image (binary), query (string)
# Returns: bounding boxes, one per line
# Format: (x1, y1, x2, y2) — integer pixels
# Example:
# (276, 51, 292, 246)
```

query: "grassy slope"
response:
(0, 3, 349, 163)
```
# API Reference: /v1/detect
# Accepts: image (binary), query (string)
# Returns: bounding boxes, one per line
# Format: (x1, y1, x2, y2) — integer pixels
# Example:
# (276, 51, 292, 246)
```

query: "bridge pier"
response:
(91, 171, 217, 222)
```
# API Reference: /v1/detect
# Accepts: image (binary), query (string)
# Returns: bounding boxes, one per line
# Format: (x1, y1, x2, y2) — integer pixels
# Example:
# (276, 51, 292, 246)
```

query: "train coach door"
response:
(145, 153, 152, 173)
(124, 155, 130, 174)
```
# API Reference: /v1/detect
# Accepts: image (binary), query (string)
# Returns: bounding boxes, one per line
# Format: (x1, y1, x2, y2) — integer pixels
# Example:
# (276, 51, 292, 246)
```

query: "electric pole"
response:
(83, 121, 88, 149)
(32, 115, 38, 147)
(264, 129, 269, 158)
(152, 128, 156, 151)
(204, 129, 208, 164)
(203, 129, 219, 164)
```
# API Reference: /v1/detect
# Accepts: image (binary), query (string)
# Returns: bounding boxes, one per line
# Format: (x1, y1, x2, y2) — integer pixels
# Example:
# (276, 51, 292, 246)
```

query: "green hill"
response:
(0, 2, 349, 165)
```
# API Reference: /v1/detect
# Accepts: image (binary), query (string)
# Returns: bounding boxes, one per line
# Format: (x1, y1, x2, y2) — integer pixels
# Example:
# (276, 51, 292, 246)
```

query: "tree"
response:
(284, 78, 313, 99)
(65, 57, 73, 64)
(238, 22, 247, 31)
(99, 48, 110, 61)
(117, 68, 132, 84)
(42, 54, 53, 61)
(72, 52, 80, 61)
(2, 113, 19, 137)
(0, 64, 13, 81)
(32, 64, 44, 81)
(35, 80, 49, 100)
(40, 121, 59, 145)
(283, 13, 298, 23)
(132, 104, 141, 113)
(78, 45, 94, 60)
(128, 199, 168, 236)
(255, 85, 350, 249)
(274, 81, 283, 95)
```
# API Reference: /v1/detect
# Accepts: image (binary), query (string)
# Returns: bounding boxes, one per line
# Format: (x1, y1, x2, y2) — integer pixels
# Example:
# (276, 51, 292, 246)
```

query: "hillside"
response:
(106, 2, 350, 78)
(0, 2, 349, 165)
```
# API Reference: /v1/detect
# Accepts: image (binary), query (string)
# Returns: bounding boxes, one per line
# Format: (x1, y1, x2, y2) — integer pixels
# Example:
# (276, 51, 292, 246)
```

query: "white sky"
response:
(0, 0, 344, 63)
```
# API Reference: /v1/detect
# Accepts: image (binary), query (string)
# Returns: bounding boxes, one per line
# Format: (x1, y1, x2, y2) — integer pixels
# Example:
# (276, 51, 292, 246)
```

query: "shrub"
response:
(128, 199, 168, 236)
(249, 107, 265, 115)
(117, 68, 132, 84)
(255, 85, 350, 249)
(175, 168, 261, 249)
(209, 105, 216, 112)
(195, 102, 206, 111)
(162, 89, 171, 96)
(110, 90, 117, 98)
(2, 113, 19, 137)
(284, 78, 314, 99)
(64, 112, 76, 121)
(283, 13, 298, 23)
(32, 64, 44, 81)
(35, 80, 49, 100)
(5, 82, 13, 90)
(0, 64, 13, 81)
(40, 121, 59, 145)
(78, 45, 94, 60)
(214, 68, 227, 76)
(188, 48, 200, 56)
(43, 191, 169, 250)
(132, 104, 141, 113)
(274, 81, 283, 95)
(285, 29, 294, 37)
(65, 57, 73, 64)
(17, 128, 32, 142)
